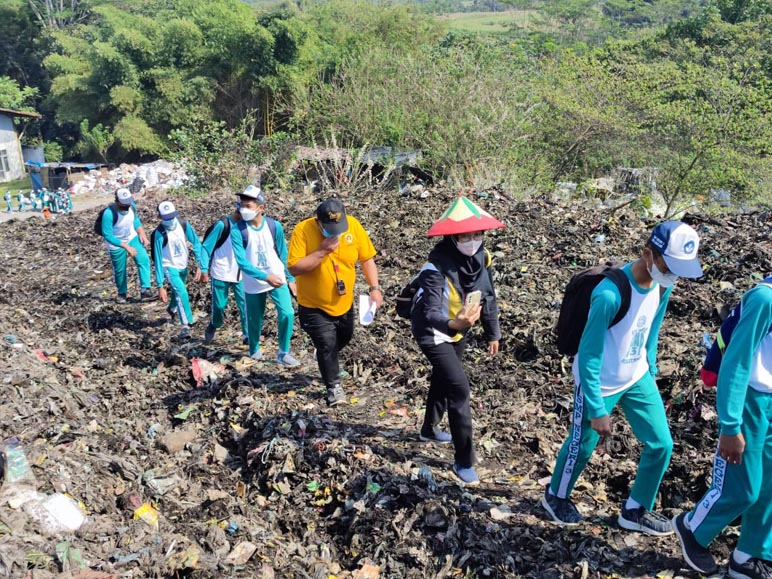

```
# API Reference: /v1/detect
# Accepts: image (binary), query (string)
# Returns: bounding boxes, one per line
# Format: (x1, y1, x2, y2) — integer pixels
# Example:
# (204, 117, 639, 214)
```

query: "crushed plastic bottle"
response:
(2, 440, 35, 485)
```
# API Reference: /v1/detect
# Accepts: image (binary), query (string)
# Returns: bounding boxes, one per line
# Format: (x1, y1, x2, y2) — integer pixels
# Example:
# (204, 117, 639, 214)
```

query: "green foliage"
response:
(78, 119, 115, 162)
(0, 76, 39, 112)
(43, 141, 63, 162)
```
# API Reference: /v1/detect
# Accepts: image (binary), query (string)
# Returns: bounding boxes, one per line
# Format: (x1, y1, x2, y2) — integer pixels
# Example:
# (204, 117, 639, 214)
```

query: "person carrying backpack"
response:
(544, 221, 703, 534)
(100, 188, 157, 304)
(199, 205, 249, 346)
(230, 186, 300, 366)
(672, 281, 772, 578)
(152, 200, 204, 339)
(410, 196, 505, 486)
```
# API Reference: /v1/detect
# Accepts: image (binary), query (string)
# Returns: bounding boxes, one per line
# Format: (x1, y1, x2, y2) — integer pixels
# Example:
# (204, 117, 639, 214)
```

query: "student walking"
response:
(544, 222, 703, 535)
(152, 201, 204, 339)
(673, 279, 772, 578)
(229, 186, 300, 366)
(200, 205, 249, 345)
(99, 188, 157, 303)
(410, 195, 505, 486)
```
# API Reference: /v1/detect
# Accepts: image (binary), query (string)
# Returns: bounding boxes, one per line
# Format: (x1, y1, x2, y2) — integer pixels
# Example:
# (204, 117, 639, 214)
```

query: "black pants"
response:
(299, 305, 355, 388)
(419, 339, 475, 468)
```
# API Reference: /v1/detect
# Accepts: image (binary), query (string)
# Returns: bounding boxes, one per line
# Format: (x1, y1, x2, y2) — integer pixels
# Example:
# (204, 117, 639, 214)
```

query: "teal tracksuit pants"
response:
(245, 285, 294, 356)
(687, 388, 772, 560)
(165, 267, 194, 326)
(549, 372, 673, 510)
(109, 237, 151, 295)
(210, 278, 248, 337)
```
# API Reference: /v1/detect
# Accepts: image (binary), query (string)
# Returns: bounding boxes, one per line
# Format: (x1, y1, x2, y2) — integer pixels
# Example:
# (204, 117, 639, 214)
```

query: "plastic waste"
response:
(1, 441, 35, 484)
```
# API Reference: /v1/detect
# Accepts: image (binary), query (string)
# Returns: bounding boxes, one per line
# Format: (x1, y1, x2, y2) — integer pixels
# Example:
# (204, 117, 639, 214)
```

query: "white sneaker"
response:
(277, 352, 300, 367)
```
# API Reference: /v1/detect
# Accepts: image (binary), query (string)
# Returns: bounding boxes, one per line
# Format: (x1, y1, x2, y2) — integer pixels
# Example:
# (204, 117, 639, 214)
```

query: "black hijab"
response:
(428, 236, 489, 295)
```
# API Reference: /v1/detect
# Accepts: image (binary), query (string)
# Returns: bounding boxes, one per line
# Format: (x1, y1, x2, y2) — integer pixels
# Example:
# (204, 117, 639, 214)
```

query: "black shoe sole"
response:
(671, 514, 719, 575)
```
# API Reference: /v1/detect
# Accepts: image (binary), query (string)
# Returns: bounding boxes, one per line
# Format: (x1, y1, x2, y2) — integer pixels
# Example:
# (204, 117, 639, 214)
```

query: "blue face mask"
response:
(162, 218, 177, 228)
(321, 227, 338, 238)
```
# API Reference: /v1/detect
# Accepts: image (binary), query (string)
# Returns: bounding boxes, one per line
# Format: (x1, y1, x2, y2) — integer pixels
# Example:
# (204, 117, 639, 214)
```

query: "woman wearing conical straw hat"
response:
(410, 195, 505, 486)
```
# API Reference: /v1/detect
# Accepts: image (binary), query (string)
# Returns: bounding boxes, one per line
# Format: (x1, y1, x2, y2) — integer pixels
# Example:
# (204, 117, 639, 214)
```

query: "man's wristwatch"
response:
(368, 285, 381, 292)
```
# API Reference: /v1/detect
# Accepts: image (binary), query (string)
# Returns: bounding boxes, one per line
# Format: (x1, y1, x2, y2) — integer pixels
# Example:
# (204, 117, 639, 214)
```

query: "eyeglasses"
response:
(456, 232, 484, 242)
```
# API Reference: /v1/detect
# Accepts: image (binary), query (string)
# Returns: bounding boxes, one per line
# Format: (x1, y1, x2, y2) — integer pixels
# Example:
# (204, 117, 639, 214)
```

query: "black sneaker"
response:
(729, 556, 772, 579)
(140, 288, 158, 301)
(204, 324, 216, 343)
(116, 294, 128, 304)
(541, 488, 583, 526)
(326, 384, 346, 407)
(167, 305, 177, 323)
(672, 512, 718, 575)
(242, 335, 249, 346)
(618, 505, 673, 536)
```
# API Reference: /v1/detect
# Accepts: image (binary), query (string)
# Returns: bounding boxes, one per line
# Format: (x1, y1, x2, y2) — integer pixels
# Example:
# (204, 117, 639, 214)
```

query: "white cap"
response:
(648, 221, 703, 278)
(116, 188, 133, 204)
(158, 200, 178, 220)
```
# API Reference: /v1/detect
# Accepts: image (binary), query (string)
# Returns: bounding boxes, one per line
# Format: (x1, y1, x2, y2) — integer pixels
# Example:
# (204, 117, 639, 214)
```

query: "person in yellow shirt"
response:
(288, 198, 383, 406)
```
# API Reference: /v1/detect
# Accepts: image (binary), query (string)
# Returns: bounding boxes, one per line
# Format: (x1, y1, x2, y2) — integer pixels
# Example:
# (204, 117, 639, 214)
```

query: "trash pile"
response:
(1, 185, 770, 578)
(67, 160, 188, 197)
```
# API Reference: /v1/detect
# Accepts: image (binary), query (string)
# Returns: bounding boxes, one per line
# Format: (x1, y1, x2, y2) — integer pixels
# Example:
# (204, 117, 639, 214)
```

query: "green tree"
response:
(78, 118, 114, 162)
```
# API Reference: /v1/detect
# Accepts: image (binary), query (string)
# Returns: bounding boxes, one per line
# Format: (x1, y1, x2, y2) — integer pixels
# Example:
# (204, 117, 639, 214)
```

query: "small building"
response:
(0, 107, 42, 184)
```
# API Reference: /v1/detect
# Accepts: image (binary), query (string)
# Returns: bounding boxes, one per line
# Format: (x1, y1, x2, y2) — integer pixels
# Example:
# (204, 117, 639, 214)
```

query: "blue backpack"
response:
(701, 277, 772, 386)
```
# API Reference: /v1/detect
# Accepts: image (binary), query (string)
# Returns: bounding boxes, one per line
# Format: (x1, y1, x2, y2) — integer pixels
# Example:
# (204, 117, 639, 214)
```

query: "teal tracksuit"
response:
(230, 217, 295, 357)
(101, 204, 152, 296)
(687, 284, 772, 560)
(200, 216, 248, 338)
(550, 265, 674, 510)
(153, 220, 204, 327)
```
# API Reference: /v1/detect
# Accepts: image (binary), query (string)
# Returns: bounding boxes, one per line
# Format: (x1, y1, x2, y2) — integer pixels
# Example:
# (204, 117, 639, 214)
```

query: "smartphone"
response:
(465, 290, 482, 306)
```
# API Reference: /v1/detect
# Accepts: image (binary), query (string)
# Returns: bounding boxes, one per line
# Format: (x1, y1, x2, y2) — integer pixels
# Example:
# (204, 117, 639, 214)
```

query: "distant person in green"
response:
(200, 204, 249, 345)
(153, 200, 204, 339)
(4, 190, 11, 212)
(100, 188, 157, 304)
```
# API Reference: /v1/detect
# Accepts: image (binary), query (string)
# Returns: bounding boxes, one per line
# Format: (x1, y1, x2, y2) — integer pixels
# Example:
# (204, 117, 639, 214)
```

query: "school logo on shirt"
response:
(344, 233, 354, 244)
(621, 315, 647, 364)
(172, 240, 184, 258)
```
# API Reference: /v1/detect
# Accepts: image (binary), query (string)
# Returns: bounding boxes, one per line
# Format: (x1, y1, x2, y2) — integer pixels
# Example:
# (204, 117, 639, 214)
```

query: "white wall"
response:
(0, 114, 25, 183)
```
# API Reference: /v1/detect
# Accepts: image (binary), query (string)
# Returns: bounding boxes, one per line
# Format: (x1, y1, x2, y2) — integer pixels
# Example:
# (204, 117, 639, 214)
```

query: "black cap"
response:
(316, 198, 348, 235)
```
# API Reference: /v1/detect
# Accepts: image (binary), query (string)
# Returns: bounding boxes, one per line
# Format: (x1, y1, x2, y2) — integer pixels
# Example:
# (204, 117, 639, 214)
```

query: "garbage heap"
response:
(1, 185, 770, 578)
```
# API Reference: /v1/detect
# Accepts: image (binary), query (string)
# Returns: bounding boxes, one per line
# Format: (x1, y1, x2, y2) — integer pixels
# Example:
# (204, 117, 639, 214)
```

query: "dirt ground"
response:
(0, 186, 766, 578)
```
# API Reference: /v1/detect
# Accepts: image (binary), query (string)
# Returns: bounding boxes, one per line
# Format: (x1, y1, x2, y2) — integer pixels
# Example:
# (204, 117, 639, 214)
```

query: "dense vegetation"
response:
(1, 0, 771, 211)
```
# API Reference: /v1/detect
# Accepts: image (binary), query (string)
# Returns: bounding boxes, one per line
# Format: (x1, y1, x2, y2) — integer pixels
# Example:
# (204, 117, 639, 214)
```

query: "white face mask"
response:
(647, 256, 678, 288)
(239, 207, 257, 221)
(455, 238, 482, 257)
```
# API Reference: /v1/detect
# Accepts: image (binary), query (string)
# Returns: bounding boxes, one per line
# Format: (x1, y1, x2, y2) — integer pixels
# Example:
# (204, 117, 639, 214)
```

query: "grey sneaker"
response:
(204, 324, 216, 343)
(140, 288, 158, 302)
(116, 294, 128, 304)
(178, 326, 191, 339)
(729, 555, 772, 579)
(672, 512, 718, 575)
(326, 384, 346, 406)
(276, 352, 300, 367)
(250, 349, 264, 361)
(618, 505, 673, 536)
(451, 464, 480, 486)
(542, 488, 583, 526)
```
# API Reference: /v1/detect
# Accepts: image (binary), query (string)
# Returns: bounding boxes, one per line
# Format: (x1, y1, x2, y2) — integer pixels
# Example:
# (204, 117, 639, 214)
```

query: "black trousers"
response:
(299, 305, 355, 388)
(419, 339, 475, 468)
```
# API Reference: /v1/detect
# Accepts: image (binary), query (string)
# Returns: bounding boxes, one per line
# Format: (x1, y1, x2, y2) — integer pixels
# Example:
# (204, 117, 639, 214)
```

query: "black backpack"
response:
(94, 204, 119, 236)
(555, 262, 631, 356)
(203, 216, 232, 252)
(236, 217, 278, 254)
(150, 218, 190, 264)
(396, 277, 422, 319)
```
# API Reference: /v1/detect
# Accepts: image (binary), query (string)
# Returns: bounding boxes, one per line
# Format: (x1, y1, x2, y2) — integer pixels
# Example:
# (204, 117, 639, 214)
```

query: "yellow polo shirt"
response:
(287, 216, 377, 316)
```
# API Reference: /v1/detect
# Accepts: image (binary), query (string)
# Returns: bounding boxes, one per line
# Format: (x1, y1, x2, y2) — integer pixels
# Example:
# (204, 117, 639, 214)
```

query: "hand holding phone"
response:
(465, 290, 482, 306)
